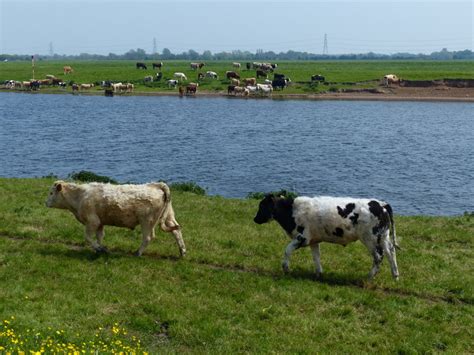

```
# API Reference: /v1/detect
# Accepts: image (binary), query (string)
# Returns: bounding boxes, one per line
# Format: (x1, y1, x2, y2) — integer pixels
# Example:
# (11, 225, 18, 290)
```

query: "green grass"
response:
(0, 178, 473, 353)
(1, 60, 473, 95)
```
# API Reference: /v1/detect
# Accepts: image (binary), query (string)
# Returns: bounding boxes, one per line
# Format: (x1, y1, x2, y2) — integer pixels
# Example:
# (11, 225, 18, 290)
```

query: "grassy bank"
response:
(0, 178, 473, 353)
(2, 60, 473, 95)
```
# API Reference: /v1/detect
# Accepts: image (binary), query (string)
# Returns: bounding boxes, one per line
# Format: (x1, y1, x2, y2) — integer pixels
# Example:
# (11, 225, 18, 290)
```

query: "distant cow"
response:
(383, 74, 399, 86)
(254, 194, 400, 280)
(186, 82, 198, 95)
(311, 74, 325, 82)
(152, 62, 163, 70)
(46, 181, 186, 257)
(205, 71, 218, 79)
(246, 62, 251, 70)
(71, 83, 79, 92)
(230, 78, 240, 86)
(232, 62, 241, 69)
(256, 70, 267, 79)
(136, 62, 147, 70)
(244, 78, 256, 86)
(174, 72, 187, 81)
(80, 83, 95, 90)
(63, 66, 74, 75)
(167, 79, 179, 88)
(190, 62, 205, 70)
(144, 75, 153, 83)
(226, 71, 240, 80)
(155, 72, 163, 81)
(227, 85, 236, 95)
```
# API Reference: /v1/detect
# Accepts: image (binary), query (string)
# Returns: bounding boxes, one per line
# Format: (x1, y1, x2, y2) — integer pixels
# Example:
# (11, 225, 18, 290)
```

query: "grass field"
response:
(0, 178, 473, 353)
(2, 60, 474, 95)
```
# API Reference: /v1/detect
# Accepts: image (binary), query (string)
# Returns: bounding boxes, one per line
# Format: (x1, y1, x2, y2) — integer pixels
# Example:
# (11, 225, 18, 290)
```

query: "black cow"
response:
(272, 79, 287, 90)
(136, 62, 147, 70)
(155, 72, 163, 81)
(152, 62, 163, 70)
(256, 70, 267, 79)
(246, 62, 251, 70)
(311, 74, 325, 82)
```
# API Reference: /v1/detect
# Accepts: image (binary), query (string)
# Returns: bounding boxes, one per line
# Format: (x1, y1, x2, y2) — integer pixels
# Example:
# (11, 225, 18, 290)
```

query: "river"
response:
(0, 92, 472, 215)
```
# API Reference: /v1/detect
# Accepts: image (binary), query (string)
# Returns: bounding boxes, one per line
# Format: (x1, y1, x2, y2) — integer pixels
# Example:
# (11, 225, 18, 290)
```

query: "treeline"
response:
(1, 47, 473, 61)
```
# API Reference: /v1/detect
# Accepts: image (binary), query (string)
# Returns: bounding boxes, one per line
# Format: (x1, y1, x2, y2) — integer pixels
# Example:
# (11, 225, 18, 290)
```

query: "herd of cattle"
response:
(45, 179, 400, 281)
(2, 61, 403, 96)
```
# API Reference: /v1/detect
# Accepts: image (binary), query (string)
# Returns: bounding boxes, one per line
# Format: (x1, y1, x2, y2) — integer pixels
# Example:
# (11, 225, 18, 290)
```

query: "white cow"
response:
(383, 74, 400, 86)
(167, 79, 179, 88)
(232, 62, 241, 69)
(205, 71, 218, 79)
(174, 72, 188, 81)
(46, 181, 186, 257)
(254, 194, 399, 280)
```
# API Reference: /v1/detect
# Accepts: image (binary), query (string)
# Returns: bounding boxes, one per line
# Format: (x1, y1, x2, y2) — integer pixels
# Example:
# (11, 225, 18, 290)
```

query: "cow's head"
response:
(254, 194, 278, 224)
(45, 180, 67, 208)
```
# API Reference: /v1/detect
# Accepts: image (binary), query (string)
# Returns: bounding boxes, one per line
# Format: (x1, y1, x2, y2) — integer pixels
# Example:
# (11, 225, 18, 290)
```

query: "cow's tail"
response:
(384, 203, 400, 250)
(152, 182, 180, 232)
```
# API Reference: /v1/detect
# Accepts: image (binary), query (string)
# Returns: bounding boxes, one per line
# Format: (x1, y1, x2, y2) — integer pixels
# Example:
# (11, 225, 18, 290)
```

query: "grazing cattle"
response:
(186, 82, 198, 95)
(256, 70, 267, 79)
(244, 77, 256, 86)
(311, 74, 325, 82)
(274, 73, 286, 80)
(205, 71, 218, 79)
(233, 86, 248, 96)
(63, 66, 74, 74)
(111, 82, 123, 93)
(230, 78, 240, 86)
(246, 85, 258, 94)
(190, 62, 205, 70)
(58, 82, 67, 88)
(46, 181, 186, 257)
(232, 62, 241, 69)
(246, 62, 251, 70)
(39, 79, 51, 86)
(272, 79, 289, 90)
(80, 83, 94, 90)
(22, 81, 31, 89)
(174, 72, 187, 81)
(226, 71, 240, 80)
(72, 84, 79, 92)
(383, 74, 399, 86)
(227, 85, 236, 95)
(271, 63, 278, 69)
(178, 86, 185, 96)
(167, 79, 179, 88)
(152, 62, 163, 70)
(197, 72, 204, 81)
(30, 80, 40, 91)
(144, 75, 153, 83)
(155, 72, 163, 81)
(257, 83, 273, 95)
(136, 62, 147, 70)
(51, 78, 63, 86)
(253, 194, 400, 280)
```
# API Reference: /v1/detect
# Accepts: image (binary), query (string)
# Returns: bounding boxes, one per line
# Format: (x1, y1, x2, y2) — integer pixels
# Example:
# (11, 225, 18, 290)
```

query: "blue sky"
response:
(1, 0, 472, 55)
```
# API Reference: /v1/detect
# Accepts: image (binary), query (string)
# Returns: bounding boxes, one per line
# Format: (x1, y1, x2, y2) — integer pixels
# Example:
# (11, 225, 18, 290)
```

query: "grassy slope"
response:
(1, 60, 473, 95)
(0, 178, 473, 353)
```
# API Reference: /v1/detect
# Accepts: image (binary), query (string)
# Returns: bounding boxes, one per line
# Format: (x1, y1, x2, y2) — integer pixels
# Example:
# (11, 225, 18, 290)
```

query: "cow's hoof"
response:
(282, 263, 290, 274)
(95, 246, 109, 254)
(314, 272, 323, 281)
(180, 249, 187, 257)
(134, 250, 142, 257)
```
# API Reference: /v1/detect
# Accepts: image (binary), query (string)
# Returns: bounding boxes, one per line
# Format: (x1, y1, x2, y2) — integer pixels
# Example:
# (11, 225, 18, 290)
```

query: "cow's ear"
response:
(55, 183, 62, 192)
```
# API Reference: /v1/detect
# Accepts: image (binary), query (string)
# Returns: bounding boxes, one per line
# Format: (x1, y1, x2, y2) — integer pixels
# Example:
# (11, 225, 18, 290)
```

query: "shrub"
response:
(68, 171, 118, 184)
(246, 189, 298, 200)
(169, 181, 206, 195)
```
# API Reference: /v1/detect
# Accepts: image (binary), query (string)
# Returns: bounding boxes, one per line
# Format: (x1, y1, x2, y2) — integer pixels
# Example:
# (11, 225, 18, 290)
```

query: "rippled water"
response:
(1, 92, 472, 215)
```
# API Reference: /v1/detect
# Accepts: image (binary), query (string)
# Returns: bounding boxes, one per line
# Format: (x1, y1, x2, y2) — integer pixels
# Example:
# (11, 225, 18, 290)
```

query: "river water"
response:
(0, 92, 472, 215)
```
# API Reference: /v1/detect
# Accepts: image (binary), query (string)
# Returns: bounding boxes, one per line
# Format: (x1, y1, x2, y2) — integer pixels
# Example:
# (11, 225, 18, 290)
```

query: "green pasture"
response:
(0, 178, 473, 353)
(1, 60, 473, 95)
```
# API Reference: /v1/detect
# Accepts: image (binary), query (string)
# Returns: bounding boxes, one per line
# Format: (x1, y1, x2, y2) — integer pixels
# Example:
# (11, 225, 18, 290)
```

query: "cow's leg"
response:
(310, 243, 323, 278)
(367, 242, 384, 280)
(84, 219, 106, 253)
(96, 225, 105, 246)
(171, 228, 186, 257)
(135, 222, 154, 256)
(383, 238, 399, 280)
(282, 234, 308, 273)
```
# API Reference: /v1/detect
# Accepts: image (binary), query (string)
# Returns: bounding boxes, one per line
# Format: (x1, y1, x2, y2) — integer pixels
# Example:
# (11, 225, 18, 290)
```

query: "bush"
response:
(169, 181, 206, 195)
(246, 189, 298, 200)
(68, 171, 118, 184)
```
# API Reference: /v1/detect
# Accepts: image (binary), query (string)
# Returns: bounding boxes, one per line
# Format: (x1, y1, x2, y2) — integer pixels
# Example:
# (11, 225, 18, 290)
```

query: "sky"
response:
(1, 0, 473, 55)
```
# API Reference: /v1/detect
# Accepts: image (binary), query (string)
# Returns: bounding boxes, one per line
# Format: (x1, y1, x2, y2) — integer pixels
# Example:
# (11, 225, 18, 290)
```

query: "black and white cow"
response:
(253, 194, 400, 280)
(136, 62, 147, 70)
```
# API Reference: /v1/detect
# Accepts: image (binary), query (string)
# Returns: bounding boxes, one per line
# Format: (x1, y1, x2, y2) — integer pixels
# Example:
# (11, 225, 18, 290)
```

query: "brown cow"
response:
(63, 66, 74, 74)
(226, 71, 240, 80)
